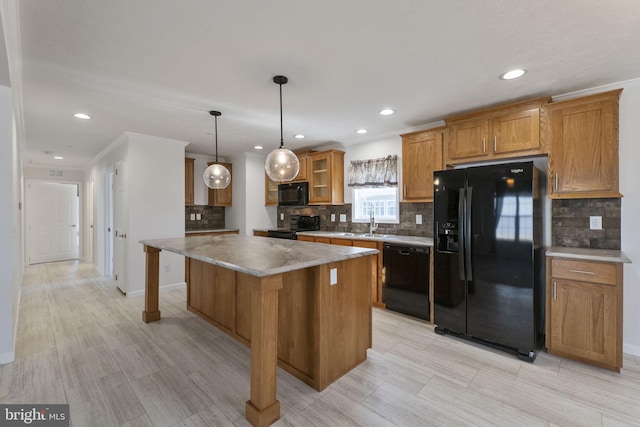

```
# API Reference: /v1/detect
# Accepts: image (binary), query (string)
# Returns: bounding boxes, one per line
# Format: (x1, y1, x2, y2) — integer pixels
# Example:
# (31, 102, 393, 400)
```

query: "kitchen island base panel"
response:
(186, 256, 372, 392)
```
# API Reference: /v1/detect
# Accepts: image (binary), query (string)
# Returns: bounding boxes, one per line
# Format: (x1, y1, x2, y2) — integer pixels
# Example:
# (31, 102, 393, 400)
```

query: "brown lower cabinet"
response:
(546, 256, 623, 371)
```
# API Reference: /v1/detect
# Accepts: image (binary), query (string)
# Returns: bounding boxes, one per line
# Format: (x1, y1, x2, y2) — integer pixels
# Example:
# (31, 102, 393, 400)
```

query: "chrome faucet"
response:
(369, 205, 377, 235)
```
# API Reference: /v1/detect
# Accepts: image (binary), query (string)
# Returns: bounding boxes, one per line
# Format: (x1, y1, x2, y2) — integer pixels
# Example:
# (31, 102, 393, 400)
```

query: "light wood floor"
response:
(1, 261, 640, 427)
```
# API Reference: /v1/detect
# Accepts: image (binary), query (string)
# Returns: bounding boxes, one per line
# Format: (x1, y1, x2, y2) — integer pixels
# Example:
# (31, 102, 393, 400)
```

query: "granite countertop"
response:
(296, 230, 433, 247)
(185, 228, 239, 234)
(141, 235, 378, 277)
(546, 246, 631, 264)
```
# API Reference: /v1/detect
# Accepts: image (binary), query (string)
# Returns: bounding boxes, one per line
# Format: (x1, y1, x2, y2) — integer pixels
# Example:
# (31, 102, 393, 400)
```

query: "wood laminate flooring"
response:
(1, 261, 640, 426)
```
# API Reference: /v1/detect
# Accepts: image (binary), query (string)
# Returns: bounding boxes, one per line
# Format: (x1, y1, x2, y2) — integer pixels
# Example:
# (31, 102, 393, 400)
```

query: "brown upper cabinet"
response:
(308, 149, 344, 205)
(544, 89, 622, 199)
(185, 157, 195, 206)
(207, 162, 233, 206)
(401, 127, 444, 202)
(445, 97, 550, 165)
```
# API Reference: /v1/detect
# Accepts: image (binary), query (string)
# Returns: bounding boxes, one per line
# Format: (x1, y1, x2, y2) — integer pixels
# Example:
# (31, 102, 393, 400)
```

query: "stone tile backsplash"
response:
(552, 199, 621, 249)
(185, 205, 225, 230)
(277, 202, 433, 237)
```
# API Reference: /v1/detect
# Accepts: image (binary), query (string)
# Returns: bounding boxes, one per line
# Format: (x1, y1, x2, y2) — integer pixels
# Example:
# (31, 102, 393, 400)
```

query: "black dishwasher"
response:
(382, 243, 430, 320)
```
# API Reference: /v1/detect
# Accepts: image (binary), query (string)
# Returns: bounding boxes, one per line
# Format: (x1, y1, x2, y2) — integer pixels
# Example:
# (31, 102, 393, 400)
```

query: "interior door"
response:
(113, 161, 127, 293)
(27, 181, 80, 264)
(86, 178, 94, 263)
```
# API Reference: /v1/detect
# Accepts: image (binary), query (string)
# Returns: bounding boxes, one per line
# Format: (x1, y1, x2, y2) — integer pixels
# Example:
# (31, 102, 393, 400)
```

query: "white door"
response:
(27, 181, 80, 264)
(86, 178, 94, 263)
(113, 161, 127, 293)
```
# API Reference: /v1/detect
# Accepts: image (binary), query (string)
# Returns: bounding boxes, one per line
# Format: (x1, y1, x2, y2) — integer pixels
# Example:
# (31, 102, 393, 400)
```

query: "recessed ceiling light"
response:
(53, 156, 64, 160)
(254, 145, 263, 150)
(356, 129, 368, 134)
(294, 134, 305, 139)
(73, 113, 92, 120)
(379, 109, 394, 116)
(500, 69, 527, 80)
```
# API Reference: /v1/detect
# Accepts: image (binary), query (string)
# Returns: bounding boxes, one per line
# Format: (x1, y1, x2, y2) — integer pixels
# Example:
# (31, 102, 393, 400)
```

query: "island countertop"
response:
(140, 234, 378, 277)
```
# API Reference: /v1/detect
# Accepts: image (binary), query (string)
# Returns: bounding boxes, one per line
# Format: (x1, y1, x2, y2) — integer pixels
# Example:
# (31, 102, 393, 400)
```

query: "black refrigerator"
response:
(433, 161, 545, 361)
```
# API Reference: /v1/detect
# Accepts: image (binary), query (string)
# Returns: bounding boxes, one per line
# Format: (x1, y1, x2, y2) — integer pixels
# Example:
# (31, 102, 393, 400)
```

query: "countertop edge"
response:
(545, 246, 631, 264)
(140, 236, 379, 277)
(296, 231, 433, 247)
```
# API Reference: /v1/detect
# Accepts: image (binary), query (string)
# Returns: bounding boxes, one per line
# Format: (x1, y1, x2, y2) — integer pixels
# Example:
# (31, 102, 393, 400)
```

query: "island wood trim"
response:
(243, 274, 283, 427)
(142, 245, 161, 323)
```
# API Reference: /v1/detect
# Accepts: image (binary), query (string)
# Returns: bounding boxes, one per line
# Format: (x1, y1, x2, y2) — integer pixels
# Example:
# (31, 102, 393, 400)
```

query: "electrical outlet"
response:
(330, 268, 338, 285)
(196, 213, 202, 220)
(190, 213, 195, 221)
(416, 214, 423, 225)
(330, 213, 336, 222)
(339, 214, 347, 222)
(590, 216, 603, 230)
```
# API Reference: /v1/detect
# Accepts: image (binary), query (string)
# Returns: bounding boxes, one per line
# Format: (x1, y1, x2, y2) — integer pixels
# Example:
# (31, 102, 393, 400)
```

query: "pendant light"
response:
(203, 110, 231, 189)
(265, 75, 300, 182)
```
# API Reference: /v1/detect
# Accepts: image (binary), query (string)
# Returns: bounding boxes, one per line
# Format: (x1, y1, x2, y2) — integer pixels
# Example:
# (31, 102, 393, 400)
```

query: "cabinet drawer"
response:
(551, 258, 617, 285)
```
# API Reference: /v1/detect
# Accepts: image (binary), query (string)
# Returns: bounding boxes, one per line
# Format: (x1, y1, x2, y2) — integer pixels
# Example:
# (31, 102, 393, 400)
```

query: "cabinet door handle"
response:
(482, 138, 486, 153)
(555, 173, 559, 191)
(494, 136, 497, 152)
(403, 184, 407, 198)
(568, 269, 595, 275)
(553, 281, 557, 300)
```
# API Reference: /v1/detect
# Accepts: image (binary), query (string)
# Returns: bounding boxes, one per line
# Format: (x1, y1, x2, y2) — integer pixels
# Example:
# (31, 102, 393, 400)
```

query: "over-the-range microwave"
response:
(278, 182, 309, 206)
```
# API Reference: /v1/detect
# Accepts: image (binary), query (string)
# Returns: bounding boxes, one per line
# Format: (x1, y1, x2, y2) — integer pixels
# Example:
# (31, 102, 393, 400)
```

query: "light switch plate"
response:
(339, 214, 347, 222)
(416, 214, 423, 225)
(590, 216, 603, 230)
(280, 213, 284, 220)
(196, 213, 202, 220)
(190, 213, 196, 221)
(330, 268, 338, 285)
(330, 213, 336, 222)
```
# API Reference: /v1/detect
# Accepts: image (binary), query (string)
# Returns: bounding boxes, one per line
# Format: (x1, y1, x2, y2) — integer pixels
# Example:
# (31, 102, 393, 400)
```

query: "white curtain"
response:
(347, 155, 398, 187)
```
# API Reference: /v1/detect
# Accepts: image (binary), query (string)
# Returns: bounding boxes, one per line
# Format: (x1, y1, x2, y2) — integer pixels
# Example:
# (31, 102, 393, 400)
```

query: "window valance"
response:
(347, 155, 398, 187)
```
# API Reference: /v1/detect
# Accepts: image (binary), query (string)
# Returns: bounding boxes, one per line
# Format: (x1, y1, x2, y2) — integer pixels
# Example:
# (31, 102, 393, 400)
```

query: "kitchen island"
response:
(140, 234, 377, 427)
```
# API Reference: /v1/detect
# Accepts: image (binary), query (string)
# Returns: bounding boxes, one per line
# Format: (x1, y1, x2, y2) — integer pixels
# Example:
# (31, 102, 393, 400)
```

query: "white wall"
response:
(618, 81, 640, 355)
(0, 85, 21, 364)
(342, 137, 402, 204)
(85, 133, 186, 294)
(126, 133, 186, 294)
(227, 152, 276, 234)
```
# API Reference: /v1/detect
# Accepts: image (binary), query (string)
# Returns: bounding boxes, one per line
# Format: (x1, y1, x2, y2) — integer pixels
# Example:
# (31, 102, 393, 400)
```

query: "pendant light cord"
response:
(214, 114, 219, 162)
(279, 81, 284, 148)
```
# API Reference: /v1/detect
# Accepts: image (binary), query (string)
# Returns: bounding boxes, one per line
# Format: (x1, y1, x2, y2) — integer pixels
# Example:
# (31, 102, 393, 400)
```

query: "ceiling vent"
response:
(48, 169, 63, 177)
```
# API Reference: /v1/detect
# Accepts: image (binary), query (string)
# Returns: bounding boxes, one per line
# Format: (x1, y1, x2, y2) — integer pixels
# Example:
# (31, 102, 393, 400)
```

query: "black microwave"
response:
(278, 182, 309, 206)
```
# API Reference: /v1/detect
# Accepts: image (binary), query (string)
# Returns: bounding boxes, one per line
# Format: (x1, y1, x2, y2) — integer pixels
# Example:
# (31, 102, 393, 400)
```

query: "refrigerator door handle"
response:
(465, 187, 473, 281)
(458, 188, 466, 281)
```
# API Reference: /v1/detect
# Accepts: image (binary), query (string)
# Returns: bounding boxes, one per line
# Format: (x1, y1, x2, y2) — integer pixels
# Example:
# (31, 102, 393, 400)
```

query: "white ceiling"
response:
(15, 0, 640, 168)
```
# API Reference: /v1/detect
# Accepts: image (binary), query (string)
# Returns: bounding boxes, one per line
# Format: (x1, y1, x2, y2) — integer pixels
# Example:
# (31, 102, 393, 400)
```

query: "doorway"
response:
(26, 181, 80, 265)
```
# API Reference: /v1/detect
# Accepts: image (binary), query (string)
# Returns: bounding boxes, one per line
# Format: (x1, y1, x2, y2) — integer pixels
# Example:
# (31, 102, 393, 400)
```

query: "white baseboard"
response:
(623, 342, 640, 357)
(126, 281, 186, 298)
(0, 351, 15, 365)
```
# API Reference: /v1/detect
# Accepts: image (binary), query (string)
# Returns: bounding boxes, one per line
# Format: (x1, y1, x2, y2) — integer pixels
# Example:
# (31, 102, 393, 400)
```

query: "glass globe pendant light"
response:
(203, 110, 231, 189)
(265, 75, 300, 182)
